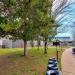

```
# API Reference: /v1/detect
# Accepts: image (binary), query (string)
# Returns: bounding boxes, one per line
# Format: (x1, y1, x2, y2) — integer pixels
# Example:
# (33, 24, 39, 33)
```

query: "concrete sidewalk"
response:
(61, 48, 75, 75)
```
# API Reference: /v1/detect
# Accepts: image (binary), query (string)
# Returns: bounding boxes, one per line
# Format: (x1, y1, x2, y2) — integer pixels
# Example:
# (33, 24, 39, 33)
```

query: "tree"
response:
(40, 20, 57, 54)
(33, 0, 57, 54)
(0, 0, 37, 56)
(0, 0, 43, 56)
(0, 0, 57, 56)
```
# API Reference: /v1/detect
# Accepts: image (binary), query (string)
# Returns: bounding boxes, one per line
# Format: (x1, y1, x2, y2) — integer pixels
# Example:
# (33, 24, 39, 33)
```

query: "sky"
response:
(52, 0, 75, 41)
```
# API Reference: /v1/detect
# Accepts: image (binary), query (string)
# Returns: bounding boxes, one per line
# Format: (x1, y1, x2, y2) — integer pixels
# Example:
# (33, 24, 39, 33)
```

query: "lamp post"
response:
(56, 40, 59, 61)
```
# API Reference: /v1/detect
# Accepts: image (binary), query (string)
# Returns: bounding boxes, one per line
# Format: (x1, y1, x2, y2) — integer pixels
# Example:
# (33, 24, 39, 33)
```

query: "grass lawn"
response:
(0, 46, 69, 75)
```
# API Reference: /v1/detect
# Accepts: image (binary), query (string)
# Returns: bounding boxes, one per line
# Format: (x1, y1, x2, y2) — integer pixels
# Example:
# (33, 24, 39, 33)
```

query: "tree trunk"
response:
(24, 40, 27, 56)
(30, 40, 34, 48)
(44, 37, 47, 54)
(37, 39, 41, 50)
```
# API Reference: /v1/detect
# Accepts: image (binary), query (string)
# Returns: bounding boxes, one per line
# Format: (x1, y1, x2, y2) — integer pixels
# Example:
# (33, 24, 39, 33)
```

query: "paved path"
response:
(61, 48, 75, 75)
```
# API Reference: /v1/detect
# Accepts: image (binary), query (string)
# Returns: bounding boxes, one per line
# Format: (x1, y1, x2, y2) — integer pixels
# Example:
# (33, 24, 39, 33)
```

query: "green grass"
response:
(0, 48, 22, 55)
(0, 46, 69, 75)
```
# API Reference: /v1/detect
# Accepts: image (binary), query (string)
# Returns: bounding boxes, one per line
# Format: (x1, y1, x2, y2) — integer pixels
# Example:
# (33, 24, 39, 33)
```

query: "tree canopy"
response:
(0, 0, 57, 55)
